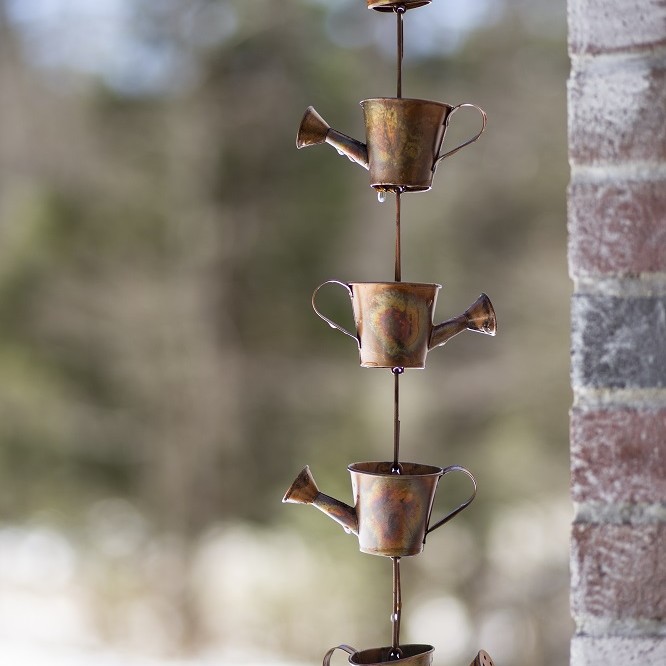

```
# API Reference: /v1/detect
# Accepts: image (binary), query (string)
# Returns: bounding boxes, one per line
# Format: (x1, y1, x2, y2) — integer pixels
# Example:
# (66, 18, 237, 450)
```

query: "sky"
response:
(5, 0, 503, 95)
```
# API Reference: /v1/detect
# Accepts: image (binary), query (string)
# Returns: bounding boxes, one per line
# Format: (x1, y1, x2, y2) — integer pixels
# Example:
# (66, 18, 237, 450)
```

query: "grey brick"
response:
(568, 0, 666, 55)
(568, 58, 666, 166)
(571, 295, 666, 389)
(571, 636, 666, 666)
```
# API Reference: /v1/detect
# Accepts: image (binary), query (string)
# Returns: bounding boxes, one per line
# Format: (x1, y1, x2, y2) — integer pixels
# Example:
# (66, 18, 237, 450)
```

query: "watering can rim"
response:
(342, 281, 442, 289)
(348, 461, 444, 478)
(360, 97, 454, 109)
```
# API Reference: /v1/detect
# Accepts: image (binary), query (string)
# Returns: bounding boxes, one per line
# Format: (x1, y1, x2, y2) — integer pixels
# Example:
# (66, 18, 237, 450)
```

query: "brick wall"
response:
(567, 1, 666, 665)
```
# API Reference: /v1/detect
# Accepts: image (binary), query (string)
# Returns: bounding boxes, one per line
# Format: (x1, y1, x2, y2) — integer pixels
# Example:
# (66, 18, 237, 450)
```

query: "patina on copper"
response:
(289, 0, 501, 660)
(469, 651, 495, 666)
(362, 98, 487, 192)
(282, 462, 477, 558)
(296, 106, 369, 167)
(429, 292, 497, 348)
(311, 281, 496, 369)
(296, 98, 486, 193)
(390, 557, 402, 657)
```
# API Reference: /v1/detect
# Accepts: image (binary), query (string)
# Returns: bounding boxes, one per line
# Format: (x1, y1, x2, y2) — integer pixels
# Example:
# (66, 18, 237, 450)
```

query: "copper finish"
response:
(351, 461, 443, 556)
(368, 1, 432, 12)
(283, 466, 359, 535)
(391, 557, 402, 656)
(283, 462, 477, 558)
(323, 644, 434, 666)
(362, 98, 485, 192)
(394, 191, 402, 281)
(429, 292, 497, 348)
(296, 106, 331, 148)
(313, 280, 437, 368)
(297, 107, 369, 168)
(392, 368, 403, 470)
(469, 651, 495, 666)
(396, 8, 404, 98)
(290, 0, 500, 658)
(296, 98, 486, 193)
(312, 281, 496, 369)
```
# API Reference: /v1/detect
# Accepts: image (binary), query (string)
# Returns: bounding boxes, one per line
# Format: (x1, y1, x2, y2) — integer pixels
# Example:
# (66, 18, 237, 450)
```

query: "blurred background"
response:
(0, 1, 572, 665)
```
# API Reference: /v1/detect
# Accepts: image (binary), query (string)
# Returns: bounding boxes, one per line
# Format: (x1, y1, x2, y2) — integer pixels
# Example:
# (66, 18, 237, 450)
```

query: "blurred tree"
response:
(0, 1, 571, 665)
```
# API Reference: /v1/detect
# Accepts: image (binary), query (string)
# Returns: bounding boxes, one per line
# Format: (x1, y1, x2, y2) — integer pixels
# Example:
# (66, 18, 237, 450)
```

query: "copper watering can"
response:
(324, 644, 434, 666)
(283, 461, 477, 558)
(297, 98, 486, 193)
(323, 644, 494, 666)
(312, 281, 496, 369)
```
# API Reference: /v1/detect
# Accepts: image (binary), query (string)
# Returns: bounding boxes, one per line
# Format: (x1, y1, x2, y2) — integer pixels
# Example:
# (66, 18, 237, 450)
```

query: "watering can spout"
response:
(429, 293, 497, 349)
(282, 466, 359, 536)
(296, 106, 369, 170)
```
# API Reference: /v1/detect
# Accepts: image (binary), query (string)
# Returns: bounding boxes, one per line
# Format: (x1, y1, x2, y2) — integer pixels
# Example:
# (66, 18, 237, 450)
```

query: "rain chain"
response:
(285, 4, 498, 666)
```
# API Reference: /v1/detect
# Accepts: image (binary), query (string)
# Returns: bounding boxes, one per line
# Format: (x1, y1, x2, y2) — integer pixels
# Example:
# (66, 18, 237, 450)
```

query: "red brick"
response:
(568, 59, 666, 165)
(568, 179, 666, 276)
(571, 523, 666, 620)
(571, 408, 666, 504)
(569, 0, 666, 55)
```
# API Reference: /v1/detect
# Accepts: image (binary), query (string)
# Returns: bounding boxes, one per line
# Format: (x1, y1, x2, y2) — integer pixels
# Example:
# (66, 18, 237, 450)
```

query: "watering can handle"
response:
(323, 645, 358, 666)
(312, 280, 360, 347)
(435, 103, 487, 166)
(425, 465, 477, 536)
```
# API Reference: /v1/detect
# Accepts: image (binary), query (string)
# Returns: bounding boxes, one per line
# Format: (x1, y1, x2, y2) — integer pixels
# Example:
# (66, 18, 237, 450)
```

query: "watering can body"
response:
(297, 98, 486, 193)
(283, 462, 477, 557)
(312, 281, 496, 369)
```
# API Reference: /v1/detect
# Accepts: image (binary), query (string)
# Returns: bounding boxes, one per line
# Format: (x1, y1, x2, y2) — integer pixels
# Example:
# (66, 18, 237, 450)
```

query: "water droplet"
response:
(388, 648, 403, 661)
(337, 149, 344, 156)
(378, 191, 387, 203)
(343, 526, 352, 534)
